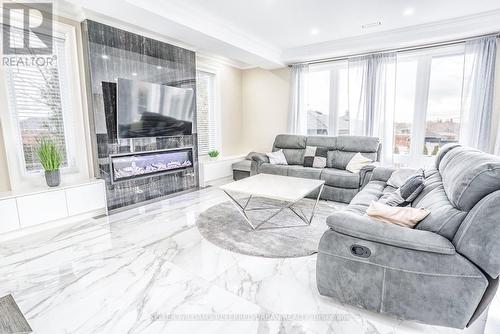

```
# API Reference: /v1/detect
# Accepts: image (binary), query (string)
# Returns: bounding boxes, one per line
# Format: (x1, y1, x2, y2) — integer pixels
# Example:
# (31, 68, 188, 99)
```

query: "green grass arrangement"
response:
(207, 149, 220, 158)
(36, 138, 62, 171)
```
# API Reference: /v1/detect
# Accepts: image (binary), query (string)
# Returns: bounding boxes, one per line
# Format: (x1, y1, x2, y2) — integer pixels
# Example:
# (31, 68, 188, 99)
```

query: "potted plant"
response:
(207, 149, 220, 159)
(36, 138, 62, 187)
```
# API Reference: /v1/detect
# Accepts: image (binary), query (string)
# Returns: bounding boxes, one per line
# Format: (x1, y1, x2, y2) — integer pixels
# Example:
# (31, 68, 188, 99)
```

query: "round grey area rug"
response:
(196, 197, 345, 258)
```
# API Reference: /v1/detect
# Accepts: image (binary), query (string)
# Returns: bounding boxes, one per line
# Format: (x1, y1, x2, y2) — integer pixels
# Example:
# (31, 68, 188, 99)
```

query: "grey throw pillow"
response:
(245, 152, 259, 160)
(379, 169, 425, 207)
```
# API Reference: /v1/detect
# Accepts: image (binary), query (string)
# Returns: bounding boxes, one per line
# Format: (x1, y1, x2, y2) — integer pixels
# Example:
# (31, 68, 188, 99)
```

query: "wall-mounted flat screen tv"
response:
(117, 78, 194, 139)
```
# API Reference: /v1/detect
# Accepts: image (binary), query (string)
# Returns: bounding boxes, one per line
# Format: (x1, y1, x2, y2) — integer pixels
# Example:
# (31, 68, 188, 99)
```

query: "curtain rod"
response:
(288, 32, 500, 67)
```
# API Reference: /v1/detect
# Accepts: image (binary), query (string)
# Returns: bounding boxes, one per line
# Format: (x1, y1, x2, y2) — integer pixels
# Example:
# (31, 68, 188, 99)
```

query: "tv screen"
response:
(117, 78, 194, 139)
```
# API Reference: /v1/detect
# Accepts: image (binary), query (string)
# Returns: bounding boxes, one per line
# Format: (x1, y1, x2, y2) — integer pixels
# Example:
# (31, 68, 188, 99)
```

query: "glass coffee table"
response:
(220, 173, 325, 230)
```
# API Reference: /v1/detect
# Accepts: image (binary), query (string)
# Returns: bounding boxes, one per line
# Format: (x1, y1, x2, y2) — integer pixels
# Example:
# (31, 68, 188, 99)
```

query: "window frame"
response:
(393, 45, 465, 167)
(0, 14, 90, 190)
(307, 60, 349, 136)
(195, 64, 221, 156)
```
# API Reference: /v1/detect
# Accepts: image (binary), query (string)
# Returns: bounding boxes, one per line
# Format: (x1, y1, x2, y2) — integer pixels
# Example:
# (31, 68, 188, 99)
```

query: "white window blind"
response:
(4, 27, 69, 172)
(196, 70, 217, 155)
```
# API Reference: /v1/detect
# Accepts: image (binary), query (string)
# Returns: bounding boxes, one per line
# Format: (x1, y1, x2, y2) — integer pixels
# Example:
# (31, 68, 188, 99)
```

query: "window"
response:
(1, 12, 89, 189)
(307, 61, 349, 136)
(196, 70, 217, 155)
(4, 28, 70, 172)
(305, 44, 466, 167)
(393, 45, 464, 167)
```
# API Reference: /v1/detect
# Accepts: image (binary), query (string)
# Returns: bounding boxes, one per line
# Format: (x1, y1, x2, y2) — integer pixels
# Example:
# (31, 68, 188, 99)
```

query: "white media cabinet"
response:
(0, 179, 107, 240)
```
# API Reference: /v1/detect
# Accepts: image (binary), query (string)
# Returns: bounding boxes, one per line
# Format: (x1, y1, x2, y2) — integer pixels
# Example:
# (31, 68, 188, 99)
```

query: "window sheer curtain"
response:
(348, 53, 396, 165)
(460, 36, 497, 152)
(288, 64, 309, 135)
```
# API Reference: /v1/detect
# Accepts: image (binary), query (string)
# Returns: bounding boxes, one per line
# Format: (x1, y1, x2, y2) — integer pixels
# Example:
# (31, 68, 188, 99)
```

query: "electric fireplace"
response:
(110, 148, 193, 183)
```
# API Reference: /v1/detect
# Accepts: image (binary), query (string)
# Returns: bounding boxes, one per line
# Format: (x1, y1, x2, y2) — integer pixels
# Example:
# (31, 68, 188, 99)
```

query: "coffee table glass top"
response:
(220, 174, 325, 202)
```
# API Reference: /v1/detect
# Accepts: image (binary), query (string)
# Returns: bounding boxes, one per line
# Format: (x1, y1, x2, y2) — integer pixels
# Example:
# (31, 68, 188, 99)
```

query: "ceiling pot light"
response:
(132, 72, 137, 76)
(101, 54, 109, 60)
(310, 28, 320, 35)
(156, 65, 162, 69)
(403, 8, 415, 16)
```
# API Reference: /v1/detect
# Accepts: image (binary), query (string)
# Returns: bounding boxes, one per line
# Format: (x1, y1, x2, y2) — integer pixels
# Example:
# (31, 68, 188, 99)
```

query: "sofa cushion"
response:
(327, 150, 378, 169)
(303, 146, 328, 168)
(410, 169, 468, 240)
(434, 143, 461, 169)
(346, 152, 373, 173)
(335, 135, 380, 153)
(320, 168, 360, 189)
(439, 146, 500, 211)
(348, 181, 395, 215)
(266, 149, 288, 165)
(280, 149, 304, 165)
(306, 136, 337, 149)
(273, 134, 307, 149)
(259, 163, 288, 176)
(287, 165, 322, 180)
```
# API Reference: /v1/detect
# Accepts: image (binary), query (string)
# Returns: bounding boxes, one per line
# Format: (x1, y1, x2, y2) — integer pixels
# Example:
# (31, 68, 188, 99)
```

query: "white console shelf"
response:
(0, 179, 107, 240)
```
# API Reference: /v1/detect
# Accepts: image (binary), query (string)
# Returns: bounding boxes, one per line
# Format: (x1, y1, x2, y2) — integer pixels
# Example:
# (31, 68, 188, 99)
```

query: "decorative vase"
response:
(45, 170, 60, 187)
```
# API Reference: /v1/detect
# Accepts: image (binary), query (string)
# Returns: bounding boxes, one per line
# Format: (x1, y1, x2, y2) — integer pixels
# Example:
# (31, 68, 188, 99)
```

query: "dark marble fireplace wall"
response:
(81, 20, 199, 211)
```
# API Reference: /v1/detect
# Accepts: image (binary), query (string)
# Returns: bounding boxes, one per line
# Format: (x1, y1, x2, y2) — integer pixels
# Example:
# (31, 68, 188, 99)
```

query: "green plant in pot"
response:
(207, 149, 220, 159)
(36, 138, 62, 187)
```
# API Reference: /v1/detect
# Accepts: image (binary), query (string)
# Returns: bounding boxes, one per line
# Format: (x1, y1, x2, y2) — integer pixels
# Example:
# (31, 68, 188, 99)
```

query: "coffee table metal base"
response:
(222, 184, 324, 230)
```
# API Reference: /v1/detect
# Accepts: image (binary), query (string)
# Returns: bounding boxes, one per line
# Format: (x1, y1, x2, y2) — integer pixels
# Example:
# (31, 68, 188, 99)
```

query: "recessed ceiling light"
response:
(310, 28, 320, 35)
(132, 72, 137, 76)
(156, 65, 162, 69)
(403, 8, 415, 16)
(101, 54, 109, 60)
(362, 22, 381, 29)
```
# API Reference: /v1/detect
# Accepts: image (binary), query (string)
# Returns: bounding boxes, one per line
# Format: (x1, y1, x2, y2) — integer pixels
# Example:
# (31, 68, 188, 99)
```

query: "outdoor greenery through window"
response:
(4, 27, 69, 172)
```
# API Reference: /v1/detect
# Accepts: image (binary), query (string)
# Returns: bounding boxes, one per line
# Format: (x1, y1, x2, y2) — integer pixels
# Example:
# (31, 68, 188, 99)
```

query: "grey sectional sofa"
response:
(251, 134, 381, 203)
(317, 144, 500, 329)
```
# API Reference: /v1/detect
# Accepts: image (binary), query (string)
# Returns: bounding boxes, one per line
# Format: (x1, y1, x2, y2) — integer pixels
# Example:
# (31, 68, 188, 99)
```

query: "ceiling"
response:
(59, 0, 500, 68)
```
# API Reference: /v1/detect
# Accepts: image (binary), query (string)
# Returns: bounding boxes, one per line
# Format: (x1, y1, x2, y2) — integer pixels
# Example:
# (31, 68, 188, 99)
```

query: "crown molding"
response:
(282, 9, 500, 64)
(57, 0, 283, 69)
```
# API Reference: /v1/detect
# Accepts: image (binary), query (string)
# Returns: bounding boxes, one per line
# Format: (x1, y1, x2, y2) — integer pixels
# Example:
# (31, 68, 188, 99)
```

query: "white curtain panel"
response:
(460, 36, 497, 152)
(288, 64, 309, 134)
(348, 53, 396, 165)
(493, 38, 500, 156)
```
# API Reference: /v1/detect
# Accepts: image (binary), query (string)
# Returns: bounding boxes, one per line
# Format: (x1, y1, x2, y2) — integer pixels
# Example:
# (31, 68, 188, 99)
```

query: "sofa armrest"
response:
(250, 153, 269, 175)
(359, 163, 379, 188)
(327, 211, 456, 255)
(251, 153, 269, 164)
(371, 166, 396, 183)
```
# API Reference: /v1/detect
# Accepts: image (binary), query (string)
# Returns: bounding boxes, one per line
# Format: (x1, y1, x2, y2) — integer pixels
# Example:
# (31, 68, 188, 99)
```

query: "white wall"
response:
(196, 56, 245, 156)
(241, 67, 291, 153)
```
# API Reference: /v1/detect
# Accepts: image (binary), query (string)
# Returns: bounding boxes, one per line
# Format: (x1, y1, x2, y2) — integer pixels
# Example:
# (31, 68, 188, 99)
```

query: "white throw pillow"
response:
(346, 152, 372, 173)
(266, 150, 288, 165)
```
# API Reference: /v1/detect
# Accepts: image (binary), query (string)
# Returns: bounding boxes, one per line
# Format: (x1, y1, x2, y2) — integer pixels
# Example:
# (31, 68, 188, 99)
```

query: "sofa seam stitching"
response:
(318, 251, 484, 278)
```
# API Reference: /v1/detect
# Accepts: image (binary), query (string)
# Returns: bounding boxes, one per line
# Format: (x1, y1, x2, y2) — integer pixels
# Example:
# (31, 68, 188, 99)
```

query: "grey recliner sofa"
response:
(317, 144, 500, 329)
(251, 134, 381, 203)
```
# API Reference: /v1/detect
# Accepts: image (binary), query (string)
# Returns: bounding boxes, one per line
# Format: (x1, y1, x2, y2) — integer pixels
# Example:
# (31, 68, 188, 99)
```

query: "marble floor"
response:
(0, 180, 498, 334)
